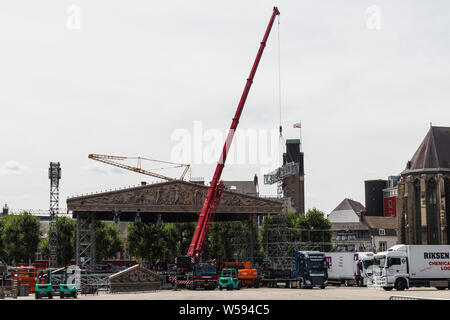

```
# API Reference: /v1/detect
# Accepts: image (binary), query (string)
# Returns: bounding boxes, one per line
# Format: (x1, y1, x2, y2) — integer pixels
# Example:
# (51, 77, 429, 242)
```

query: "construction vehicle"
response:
(11, 266, 38, 292)
(59, 268, 78, 298)
(35, 268, 54, 299)
(371, 245, 450, 291)
(221, 261, 260, 288)
(219, 268, 240, 291)
(88, 154, 190, 181)
(175, 6, 280, 288)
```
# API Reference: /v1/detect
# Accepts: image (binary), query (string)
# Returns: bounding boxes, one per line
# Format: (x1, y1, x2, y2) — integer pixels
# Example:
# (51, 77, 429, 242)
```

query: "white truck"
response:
(372, 245, 450, 291)
(325, 252, 374, 287)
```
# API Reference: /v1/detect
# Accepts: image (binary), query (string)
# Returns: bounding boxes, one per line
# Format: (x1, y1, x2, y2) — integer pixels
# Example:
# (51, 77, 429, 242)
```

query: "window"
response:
(388, 200, 392, 209)
(379, 241, 387, 252)
(379, 229, 386, 236)
(390, 258, 401, 266)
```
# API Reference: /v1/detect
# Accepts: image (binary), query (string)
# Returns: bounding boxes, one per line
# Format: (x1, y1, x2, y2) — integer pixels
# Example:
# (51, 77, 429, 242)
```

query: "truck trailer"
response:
(325, 252, 374, 286)
(372, 245, 450, 291)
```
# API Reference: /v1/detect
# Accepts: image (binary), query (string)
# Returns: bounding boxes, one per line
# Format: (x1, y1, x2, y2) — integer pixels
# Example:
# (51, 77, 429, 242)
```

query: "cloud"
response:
(0, 161, 31, 175)
(83, 164, 127, 175)
(83, 164, 108, 174)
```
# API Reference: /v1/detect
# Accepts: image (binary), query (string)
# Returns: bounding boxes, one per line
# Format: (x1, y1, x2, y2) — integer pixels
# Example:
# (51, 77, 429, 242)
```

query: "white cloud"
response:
(0, 161, 31, 175)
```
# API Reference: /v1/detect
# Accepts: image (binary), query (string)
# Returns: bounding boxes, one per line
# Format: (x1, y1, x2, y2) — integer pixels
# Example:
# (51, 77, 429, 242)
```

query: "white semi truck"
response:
(372, 245, 450, 291)
(325, 252, 374, 286)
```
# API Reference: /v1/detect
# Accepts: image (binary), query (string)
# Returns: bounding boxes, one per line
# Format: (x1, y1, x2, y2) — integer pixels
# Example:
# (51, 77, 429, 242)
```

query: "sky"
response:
(0, 1, 449, 215)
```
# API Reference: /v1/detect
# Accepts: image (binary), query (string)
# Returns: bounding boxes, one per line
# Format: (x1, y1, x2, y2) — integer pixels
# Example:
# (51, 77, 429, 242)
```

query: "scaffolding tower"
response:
(75, 213, 96, 271)
(48, 162, 61, 267)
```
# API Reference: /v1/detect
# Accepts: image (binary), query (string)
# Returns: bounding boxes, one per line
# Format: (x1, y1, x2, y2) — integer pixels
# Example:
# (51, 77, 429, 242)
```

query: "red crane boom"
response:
(187, 7, 280, 261)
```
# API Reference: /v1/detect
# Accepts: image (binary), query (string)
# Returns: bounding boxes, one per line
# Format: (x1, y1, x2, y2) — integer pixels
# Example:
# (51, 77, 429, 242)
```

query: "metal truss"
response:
(48, 162, 61, 267)
(75, 213, 96, 271)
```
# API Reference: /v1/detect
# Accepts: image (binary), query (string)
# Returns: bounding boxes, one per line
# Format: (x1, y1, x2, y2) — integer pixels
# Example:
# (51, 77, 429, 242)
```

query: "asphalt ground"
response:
(13, 286, 450, 300)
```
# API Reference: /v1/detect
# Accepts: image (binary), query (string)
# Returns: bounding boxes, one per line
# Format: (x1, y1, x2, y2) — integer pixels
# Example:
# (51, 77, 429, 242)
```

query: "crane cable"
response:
(277, 14, 285, 166)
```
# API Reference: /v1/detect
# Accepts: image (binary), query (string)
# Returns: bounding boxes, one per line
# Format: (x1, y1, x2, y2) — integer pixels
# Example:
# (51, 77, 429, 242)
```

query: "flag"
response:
(293, 122, 301, 128)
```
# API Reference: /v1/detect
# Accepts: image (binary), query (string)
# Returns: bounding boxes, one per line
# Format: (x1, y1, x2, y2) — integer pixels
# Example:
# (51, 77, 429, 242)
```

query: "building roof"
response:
(404, 126, 450, 173)
(223, 181, 257, 196)
(328, 199, 366, 224)
(328, 209, 361, 223)
(363, 216, 397, 230)
(331, 198, 366, 215)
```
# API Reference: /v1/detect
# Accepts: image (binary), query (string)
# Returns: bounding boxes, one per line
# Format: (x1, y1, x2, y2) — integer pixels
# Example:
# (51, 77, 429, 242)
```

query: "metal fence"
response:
(390, 295, 449, 300)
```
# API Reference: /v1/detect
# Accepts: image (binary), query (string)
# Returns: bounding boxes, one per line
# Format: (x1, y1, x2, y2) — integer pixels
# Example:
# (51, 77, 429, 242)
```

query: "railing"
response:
(390, 295, 449, 300)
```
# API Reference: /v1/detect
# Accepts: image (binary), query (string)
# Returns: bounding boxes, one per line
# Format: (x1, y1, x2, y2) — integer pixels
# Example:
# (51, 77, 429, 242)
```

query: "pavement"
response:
(13, 286, 450, 300)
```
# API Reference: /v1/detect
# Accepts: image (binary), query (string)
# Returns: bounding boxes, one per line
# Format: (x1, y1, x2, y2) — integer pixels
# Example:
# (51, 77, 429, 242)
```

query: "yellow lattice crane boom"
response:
(88, 154, 190, 181)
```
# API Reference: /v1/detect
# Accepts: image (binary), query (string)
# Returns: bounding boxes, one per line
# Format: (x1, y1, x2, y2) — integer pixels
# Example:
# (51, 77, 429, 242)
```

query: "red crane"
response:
(187, 7, 280, 261)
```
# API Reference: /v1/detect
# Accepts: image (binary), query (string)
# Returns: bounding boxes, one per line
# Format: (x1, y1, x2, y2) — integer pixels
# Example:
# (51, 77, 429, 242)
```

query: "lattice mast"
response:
(48, 162, 61, 267)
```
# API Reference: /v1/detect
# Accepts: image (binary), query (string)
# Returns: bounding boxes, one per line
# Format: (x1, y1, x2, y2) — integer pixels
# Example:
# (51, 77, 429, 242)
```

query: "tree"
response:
(95, 221, 122, 263)
(40, 217, 76, 265)
(296, 208, 333, 250)
(126, 222, 167, 264)
(0, 212, 41, 264)
(162, 222, 195, 260)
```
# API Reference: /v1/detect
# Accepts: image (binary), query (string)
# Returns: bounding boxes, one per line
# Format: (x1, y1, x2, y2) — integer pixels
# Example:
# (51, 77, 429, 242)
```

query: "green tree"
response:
(126, 222, 167, 264)
(162, 222, 195, 260)
(296, 208, 333, 250)
(95, 221, 122, 263)
(40, 217, 76, 265)
(0, 212, 41, 264)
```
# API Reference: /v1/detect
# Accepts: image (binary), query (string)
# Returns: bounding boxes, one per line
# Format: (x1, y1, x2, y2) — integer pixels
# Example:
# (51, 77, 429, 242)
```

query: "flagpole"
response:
(293, 121, 302, 152)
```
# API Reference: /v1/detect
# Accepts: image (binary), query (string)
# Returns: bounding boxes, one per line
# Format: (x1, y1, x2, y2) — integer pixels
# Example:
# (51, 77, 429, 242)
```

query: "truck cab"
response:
(295, 251, 328, 289)
(357, 253, 374, 286)
(373, 250, 408, 291)
(188, 263, 218, 290)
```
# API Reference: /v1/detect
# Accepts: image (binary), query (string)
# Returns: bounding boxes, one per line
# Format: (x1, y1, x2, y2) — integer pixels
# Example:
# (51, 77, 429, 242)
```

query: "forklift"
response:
(35, 268, 54, 299)
(218, 268, 241, 291)
(59, 268, 78, 299)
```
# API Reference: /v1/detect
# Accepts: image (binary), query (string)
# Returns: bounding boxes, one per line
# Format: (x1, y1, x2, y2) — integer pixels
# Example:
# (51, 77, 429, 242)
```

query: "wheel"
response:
(383, 287, 394, 291)
(254, 279, 260, 288)
(436, 287, 447, 290)
(227, 284, 232, 291)
(395, 278, 407, 291)
(60, 293, 64, 299)
(219, 286, 223, 291)
(320, 285, 326, 289)
(73, 291, 77, 298)
(48, 292, 53, 299)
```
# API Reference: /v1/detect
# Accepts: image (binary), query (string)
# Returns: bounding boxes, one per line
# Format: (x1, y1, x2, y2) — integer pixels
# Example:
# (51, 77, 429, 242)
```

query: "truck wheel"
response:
(383, 287, 394, 291)
(436, 287, 447, 290)
(320, 285, 326, 289)
(395, 278, 407, 291)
